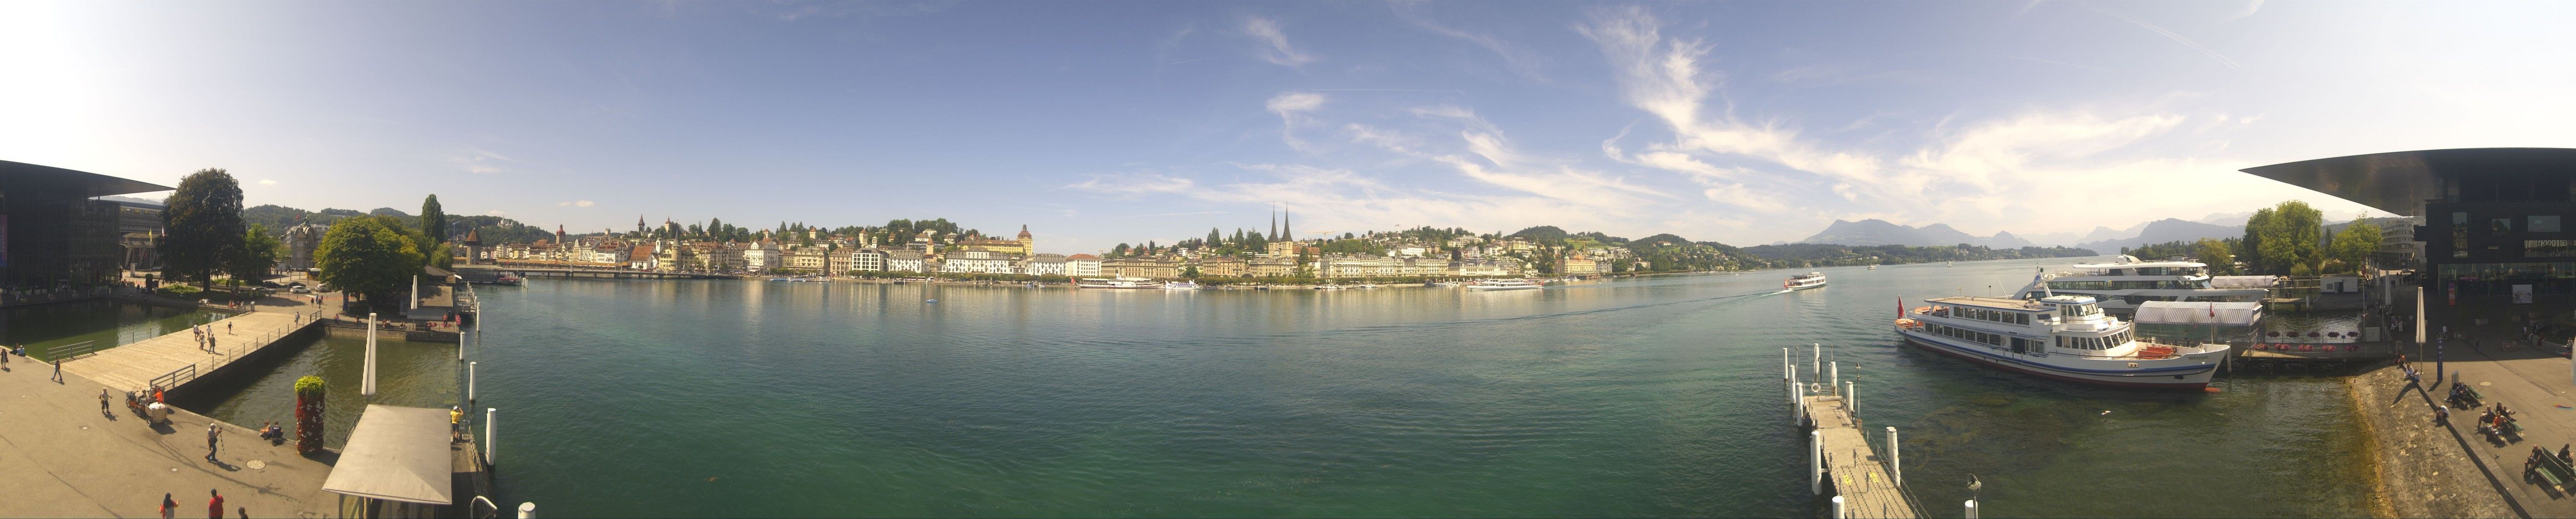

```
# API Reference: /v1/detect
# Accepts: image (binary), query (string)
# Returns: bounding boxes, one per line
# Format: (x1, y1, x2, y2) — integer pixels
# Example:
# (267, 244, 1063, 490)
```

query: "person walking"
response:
(51, 357, 62, 383)
(205, 489, 223, 519)
(99, 388, 111, 417)
(160, 493, 176, 518)
(204, 423, 220, 462)
(225, 321, 231, 335)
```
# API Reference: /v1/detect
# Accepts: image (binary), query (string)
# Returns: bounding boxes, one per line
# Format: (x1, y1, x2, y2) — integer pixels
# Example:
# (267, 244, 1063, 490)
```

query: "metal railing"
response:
(53, 340, 101, 361)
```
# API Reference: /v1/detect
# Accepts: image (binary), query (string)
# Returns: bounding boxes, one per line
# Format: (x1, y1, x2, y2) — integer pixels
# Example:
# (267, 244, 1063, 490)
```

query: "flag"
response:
(1898, 298, 1904, 319)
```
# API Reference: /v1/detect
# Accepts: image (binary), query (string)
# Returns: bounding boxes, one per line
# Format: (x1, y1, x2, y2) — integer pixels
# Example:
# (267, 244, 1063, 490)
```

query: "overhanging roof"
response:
(322, 404, 455, 505)
(0, 160, 174, 201)
(2238, 147, 2576, 215)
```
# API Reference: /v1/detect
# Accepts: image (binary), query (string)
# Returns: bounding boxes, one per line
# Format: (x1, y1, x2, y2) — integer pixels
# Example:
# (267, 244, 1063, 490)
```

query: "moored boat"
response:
(1893, 294, 2227, 390)
(1467, 278, 1541, 291)
(1161, 281, 1201, 290)
(1077, 277, 1162, 289)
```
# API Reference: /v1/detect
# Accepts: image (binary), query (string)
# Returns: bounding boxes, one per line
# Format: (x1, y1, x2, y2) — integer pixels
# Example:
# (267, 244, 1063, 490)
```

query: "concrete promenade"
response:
(2357, 313, 2576, 518)
(0, 349, 338, 517)
(63, 297, 327, 395)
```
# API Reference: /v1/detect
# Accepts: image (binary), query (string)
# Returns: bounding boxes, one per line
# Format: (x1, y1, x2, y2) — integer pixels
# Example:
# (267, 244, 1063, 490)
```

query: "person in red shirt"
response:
(207, 489, 223, 519)
(159, 493, 175, 518)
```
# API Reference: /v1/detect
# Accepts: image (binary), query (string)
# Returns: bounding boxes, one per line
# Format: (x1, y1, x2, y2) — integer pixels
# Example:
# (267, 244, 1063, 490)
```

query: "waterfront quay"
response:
(1789, 349, 1924, 519)
(63, 296, 327, 396)
(2353, 312, 2576, 518)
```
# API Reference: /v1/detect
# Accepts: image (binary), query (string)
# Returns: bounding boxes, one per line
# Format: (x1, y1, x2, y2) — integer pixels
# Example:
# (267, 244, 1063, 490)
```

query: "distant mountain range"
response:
(1800, 217, 2248, 252)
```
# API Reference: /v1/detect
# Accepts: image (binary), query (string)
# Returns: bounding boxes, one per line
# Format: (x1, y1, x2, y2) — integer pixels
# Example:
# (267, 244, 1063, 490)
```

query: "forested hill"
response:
(1742, 243, 2098, 267)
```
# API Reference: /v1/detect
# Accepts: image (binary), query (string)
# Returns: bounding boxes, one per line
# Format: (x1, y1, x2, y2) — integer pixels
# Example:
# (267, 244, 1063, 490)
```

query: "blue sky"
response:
(5, 1, 2572, 252)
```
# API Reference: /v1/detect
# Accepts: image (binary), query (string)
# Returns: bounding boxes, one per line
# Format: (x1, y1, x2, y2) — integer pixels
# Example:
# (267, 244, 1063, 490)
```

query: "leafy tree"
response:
(2242, 208, 2271, 274)
(418, 194, 448, 249)
(2251, 201, 2324, 275)
(315, 215, 425, 308)
(2333, 216, 2383, 273)
(227, 224, 286, 281)
(1182, 266, 1200, 278)
(163, 169, 247, 287)
(2194, 238, 2237, 276)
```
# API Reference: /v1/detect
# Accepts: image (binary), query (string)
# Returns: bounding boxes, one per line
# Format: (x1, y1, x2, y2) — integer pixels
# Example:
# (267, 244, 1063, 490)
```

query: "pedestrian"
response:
(161, 493, 176, 518)
(100, 388, 111, 417)
(205, 423, 220, 462)
(51, 357, 62, 383)
(2436, 405, 2449, 425)
(206, 489, 222, 519)
(235, 506, 246, 518)
(225, 321, 232, 335)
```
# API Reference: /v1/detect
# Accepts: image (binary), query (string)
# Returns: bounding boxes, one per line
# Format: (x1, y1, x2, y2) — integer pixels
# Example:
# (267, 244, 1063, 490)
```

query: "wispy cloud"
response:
(1395, 6, 1549, 82)
(1116, 211, 1229, 218)
(485, 210, 506, 216)
(1243, 17, 1315, 67)
(257, 179, 277, 186)
(450, 146, 516, 175)
(1064, 172, 1197, 196)
(557, 200, 595, 208)
(2091, 6, 2246, 70)
(1578, 6, 1881, 184)
(1266, 91, 1326, 151)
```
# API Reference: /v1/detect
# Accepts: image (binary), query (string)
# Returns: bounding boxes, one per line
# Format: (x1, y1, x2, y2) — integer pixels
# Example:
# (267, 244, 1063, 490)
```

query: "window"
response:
(2494, 218, 2515, 235)
(2016, 313, 2029, 325)
(2536, 216, 2564, 234)
(2056, 337, 2065, 348)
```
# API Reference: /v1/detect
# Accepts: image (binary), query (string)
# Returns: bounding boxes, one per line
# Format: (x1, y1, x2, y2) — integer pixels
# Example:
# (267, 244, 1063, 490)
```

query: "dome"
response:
(1017, 225, 1033, 239)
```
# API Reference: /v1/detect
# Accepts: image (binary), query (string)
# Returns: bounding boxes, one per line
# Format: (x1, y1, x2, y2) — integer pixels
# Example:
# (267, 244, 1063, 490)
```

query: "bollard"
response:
(1783, 348, 1791, 380)
(1831, 495, 1845, 519)
(518, 502, 535, 519)
(485, 407, 497, 467)
(1846, 381, 1855, 413)
(1829, 361, 1839, 395)
(1966, 499, 1978, 519)
(363, 313, 378, 397)
(1812, 344, 1821, 380)
(1810, 430, 1823, 495)
(469, 361, 478, 403)
(1887, 426, 1901, 487)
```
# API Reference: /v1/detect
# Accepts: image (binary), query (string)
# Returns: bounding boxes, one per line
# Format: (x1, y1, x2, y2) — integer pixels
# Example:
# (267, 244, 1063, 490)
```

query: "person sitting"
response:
(2559, 443, 2571, 465)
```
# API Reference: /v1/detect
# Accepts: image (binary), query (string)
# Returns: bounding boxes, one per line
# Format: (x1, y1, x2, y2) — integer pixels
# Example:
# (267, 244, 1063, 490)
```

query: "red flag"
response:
(1898, 298, 1904, 319)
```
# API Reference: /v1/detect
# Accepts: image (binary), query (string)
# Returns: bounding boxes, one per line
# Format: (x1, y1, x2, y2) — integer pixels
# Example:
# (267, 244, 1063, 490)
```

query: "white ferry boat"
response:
(1161, 281, 1201, 290)
(1077, 277, 1161, 289)
(1468, 278, 1541, 291)
(1868, 265, 1878, 270)
(1313, 284, 1347, 290)
(1894, 294, 2227, 390)
(2009, 255, 2269, 315)
(1783, 272, 1827, 290)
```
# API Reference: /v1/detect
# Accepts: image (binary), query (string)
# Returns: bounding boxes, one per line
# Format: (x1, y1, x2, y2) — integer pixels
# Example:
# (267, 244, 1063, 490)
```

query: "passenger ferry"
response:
(1077, 277, 1161, 289)
(1894, 294, 2228, 390)
(2010, 255, 2269, 315)
(1161, 281, 1201, 290)
(1467, 278, 1541, 291)
(1783, 272, 1827, 290)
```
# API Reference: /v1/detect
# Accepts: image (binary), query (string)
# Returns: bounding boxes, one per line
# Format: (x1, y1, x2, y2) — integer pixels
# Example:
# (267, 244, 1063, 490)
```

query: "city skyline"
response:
(7, 2, 2573, 250)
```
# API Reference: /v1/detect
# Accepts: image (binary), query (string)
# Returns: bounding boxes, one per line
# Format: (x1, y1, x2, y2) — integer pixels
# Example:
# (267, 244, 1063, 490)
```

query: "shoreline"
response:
(2344, 361, 2516, 518)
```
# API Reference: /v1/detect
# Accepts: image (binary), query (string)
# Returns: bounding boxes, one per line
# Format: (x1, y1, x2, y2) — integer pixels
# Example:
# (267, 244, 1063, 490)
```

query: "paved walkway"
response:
(2378, 317, 2576, 517)
(64, 296, 328, 395)
(0, 351, 338, 517)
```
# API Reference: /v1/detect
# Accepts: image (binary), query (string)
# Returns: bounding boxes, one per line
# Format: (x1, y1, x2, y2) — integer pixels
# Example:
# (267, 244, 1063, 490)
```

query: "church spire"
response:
(1269, 204, 1279, 241)
(1281, 204, 1293, 241)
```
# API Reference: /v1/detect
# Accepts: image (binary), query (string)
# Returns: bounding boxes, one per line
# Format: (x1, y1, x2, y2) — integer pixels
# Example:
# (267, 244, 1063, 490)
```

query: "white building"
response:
(849, 248, 887, 272)
(1023, 253, 1067, 276)
(1065, 254, 1103, 277)
(942, 250, 1018, 274)
(886, 249, 926, 273)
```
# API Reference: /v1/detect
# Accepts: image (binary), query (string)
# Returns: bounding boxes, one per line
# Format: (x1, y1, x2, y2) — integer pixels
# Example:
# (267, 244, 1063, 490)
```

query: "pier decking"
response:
(1787, 349, 1924, 519)
(62, 300, 326, 394)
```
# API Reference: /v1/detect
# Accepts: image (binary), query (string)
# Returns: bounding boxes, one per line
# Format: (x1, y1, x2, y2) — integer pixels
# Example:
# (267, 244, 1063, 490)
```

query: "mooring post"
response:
(1810, 430, 1823, 495)
(1966, 499, 1978, 518)
(1829, 362, 1839, 395)
(363, 313, 378, 397)
(1887, 426, 1901, 487)
(518, 502, 535, 519)
(1782, 348, 1791, 380)
(1846, 381, 1855, 413)
(1812, 343, 1821, 380)
(469, 361, 478, 403)
(1831, 495, 1846, 518)
(485, 407, 497, 467)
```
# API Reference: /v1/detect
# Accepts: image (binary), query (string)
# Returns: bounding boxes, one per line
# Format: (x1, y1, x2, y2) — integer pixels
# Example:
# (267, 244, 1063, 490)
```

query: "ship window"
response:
(2016, 313, 2029, 325)
(2056, 337, 2065, 348)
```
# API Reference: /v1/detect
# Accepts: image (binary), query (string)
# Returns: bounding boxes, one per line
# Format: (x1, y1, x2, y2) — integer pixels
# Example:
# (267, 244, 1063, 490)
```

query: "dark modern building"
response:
(0, 160, 175, 287)
(2243, 147, 2576, 311)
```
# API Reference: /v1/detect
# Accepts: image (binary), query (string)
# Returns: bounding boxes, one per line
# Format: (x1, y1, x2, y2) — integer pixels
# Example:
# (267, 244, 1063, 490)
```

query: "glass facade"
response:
(2436, 262, 2576, 298)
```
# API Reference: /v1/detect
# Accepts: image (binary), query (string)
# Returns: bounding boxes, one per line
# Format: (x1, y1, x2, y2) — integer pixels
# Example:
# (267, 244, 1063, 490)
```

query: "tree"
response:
(1206, 228, 1222, 247)
(418, 194, 448, 249)
(162, 169, 247, 286)
(1182, 266, 1200, 278)
(315, 215, 425, 307)
(2249, 201, 2324, 275)
(2193, 238, 2236, 276)
(2333, 216, 2384, 273)
(227, 224, 285, 281)
(2242, 208, 2271, 274)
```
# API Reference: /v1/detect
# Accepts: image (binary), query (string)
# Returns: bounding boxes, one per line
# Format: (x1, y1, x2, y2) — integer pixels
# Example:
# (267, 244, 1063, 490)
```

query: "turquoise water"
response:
(198, 332, 463, 449)
(436, 258, 2373, 517)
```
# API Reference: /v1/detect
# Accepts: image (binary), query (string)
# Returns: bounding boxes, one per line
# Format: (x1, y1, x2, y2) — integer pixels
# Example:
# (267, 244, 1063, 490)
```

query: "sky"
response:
(4, 1, 2573, 253)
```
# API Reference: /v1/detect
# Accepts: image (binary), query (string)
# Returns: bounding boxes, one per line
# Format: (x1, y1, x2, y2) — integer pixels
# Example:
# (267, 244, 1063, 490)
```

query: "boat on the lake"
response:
(1077, 277, 1161, 289)
(1784, 272, 1827, 290)
(1161, 281, 1201, 290)
(2008, 255, 2270, 315)
(1894, 293, 2227, 390)
(1468, 278, 1541, 291)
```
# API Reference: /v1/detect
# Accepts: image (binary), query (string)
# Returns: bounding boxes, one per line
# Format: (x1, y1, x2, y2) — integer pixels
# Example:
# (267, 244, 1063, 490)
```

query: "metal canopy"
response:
(0, 159, 174, 201)
(321, 404, 455, 505)
(2238, 147, 2576, 216)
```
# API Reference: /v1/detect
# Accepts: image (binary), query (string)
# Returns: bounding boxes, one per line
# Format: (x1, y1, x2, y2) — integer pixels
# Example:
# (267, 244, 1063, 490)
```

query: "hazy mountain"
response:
(2196, 211, 2254, 226)
(1799, 219, 2031, 248)
(97, 195, 165, 207)
(2076, 218, 2245, 253)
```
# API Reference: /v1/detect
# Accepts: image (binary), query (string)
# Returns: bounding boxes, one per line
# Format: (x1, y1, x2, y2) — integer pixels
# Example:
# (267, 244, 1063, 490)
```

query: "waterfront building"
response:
(1024, 253, 1067, 276)
(583, 241, 631, 266)
(2244, 147, 2576, 310)
(742, 239, 783, 271)
(1450, 259, 1507, 276)
(850, 248, 887, 272)
(628, 243, 657, 270)
(944, 250, 1018, 274)
(1196, 257, 1246, 277)
(0, 160, 172, 286)
(1248, 257, 1297, 277)
(1560, 254, 1604, 276)
(282, 221, 331, 271)
(886, 249, 927, 273)
(786, 246, 829, 274)
(1103, 257, 1178, 279)
(1064, 253, 1102, 277)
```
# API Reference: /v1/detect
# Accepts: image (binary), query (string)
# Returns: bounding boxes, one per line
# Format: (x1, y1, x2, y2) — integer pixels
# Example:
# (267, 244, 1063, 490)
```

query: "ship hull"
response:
(1897, 327, 2216, 390)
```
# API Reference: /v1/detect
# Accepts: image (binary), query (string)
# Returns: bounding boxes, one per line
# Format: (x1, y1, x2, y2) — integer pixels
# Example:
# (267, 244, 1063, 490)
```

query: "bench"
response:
(2531, 447, 2575, 490)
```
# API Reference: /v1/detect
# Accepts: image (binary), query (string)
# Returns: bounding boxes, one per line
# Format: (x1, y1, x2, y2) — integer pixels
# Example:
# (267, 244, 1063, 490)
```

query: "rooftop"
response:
(1924, 295, 2048, 310)
(2240, 147, 2576, 215)
(0, 160, 175, 201)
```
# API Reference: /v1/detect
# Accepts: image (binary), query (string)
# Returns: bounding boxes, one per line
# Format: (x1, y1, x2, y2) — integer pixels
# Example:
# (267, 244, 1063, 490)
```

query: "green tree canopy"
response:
(418, 194, 447, 251)
(227, 224, 286, 281)
(2193, 238, 2237, 276)
(2332, 216, 2383, 273)
(2250, 201, 2324, 275)
(315, 215, 425, 307)
(162, 168, 247, 286)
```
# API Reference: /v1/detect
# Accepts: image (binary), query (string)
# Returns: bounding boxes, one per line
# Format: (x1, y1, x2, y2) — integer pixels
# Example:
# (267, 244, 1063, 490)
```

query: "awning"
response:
(2208, 276, 2278, 289)
(321, 404, 455, 505)
(2134, 301, 2264, 326)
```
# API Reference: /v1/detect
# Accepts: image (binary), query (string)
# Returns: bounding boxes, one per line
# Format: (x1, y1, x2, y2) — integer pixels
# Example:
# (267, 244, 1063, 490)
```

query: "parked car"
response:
(289, 284, 310, 293)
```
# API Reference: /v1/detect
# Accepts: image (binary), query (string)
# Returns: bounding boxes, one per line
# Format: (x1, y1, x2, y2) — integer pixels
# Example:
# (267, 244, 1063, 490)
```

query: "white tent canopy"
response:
(2134, 301, 2264, 326)
(321, 404, 455, 505)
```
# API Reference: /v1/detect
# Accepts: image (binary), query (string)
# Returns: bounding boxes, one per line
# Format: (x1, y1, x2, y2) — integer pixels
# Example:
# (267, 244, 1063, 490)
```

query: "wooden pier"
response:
(1787, 347, 1926, 519)
(61, 298, 329, 395)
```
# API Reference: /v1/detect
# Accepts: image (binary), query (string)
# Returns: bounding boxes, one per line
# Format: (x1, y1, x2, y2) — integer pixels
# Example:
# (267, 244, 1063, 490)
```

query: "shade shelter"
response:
(322, 404, 454, 518)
